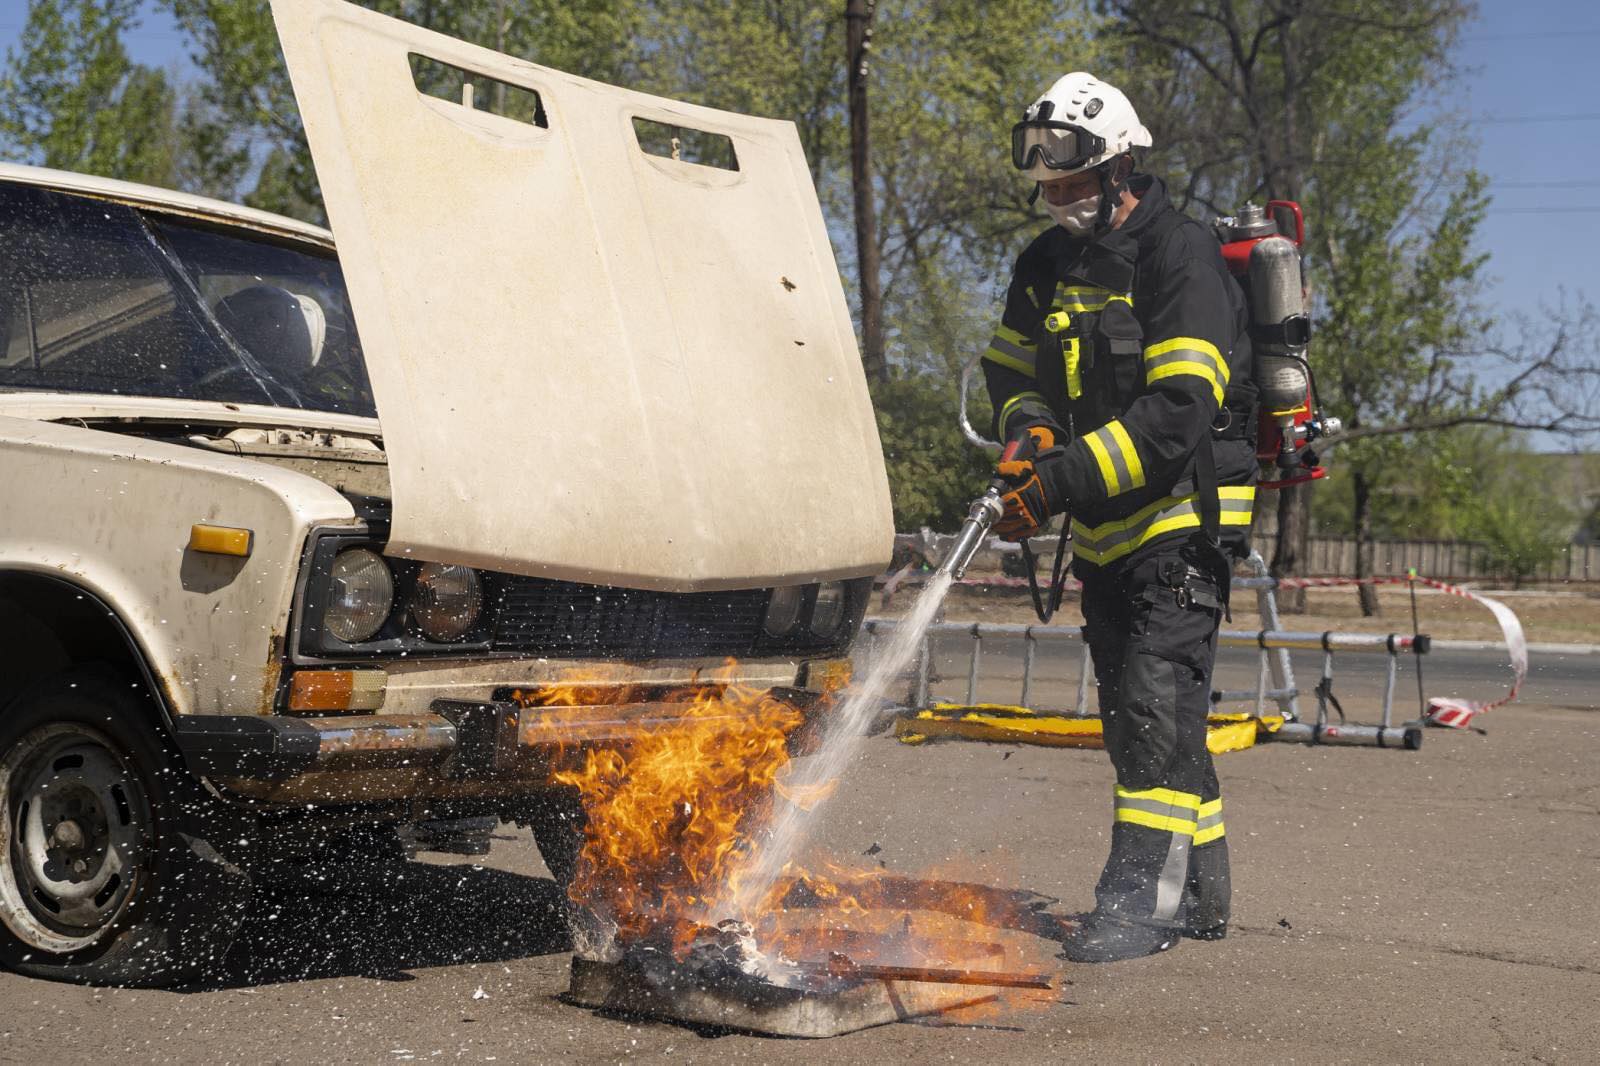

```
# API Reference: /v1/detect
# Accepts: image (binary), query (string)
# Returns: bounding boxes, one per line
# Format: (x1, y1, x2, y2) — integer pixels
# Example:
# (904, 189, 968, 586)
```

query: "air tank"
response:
(1248, 233, 1311, 414)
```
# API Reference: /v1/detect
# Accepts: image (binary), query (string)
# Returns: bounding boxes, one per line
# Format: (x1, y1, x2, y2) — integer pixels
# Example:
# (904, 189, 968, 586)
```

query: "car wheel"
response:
(0, 673, 251, 986)
(522, 790, 612, 955)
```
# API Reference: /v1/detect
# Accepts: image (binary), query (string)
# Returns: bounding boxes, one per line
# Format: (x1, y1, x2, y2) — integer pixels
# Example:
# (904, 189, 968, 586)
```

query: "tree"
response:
(164, 0, 651, 221)
(845, 0, 885, 381)
(0, 0, 182, 187)
(1454, 434, 1577, 587)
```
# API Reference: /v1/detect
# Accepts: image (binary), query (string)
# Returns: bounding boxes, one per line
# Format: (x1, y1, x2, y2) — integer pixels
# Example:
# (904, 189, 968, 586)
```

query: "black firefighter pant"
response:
(1079, 540, 1230, 931)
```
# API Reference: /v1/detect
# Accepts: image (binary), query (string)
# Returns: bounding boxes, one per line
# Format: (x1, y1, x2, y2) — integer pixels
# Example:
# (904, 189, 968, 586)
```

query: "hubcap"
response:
(0, 724, 151, 953)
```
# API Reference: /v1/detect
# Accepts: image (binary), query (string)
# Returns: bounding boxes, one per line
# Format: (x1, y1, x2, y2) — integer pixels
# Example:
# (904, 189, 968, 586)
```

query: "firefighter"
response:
(982, 72, 1259, 963)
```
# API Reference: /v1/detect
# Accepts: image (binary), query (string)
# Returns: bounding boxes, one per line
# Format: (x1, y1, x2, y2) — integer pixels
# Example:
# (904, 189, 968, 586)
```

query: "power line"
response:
(1474, 113, 1600, 125)
(1486, 207, 1600, 214)
(1462, 29, 1600, 42)
(1491, 179, 1600, 188)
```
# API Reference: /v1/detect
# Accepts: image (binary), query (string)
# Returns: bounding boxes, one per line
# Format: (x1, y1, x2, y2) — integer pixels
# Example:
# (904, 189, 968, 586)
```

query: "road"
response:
(1, 645, 1596, 1063)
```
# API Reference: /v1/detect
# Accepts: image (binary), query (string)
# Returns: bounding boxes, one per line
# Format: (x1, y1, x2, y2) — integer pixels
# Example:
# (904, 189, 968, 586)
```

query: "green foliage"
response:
(1316, 427, 1579, 585)
(1457, 433, 1576, 585)
(871, 369, 994, 531)
(163, 0, 655, 221)
(0, 0, 180, 186)
(1469, 500, 1570, 587)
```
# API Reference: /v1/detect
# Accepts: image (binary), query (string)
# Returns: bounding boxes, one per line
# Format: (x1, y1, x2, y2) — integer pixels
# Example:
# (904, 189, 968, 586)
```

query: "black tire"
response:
(522, 789, 610, 953)
(0, 672, 252, 987)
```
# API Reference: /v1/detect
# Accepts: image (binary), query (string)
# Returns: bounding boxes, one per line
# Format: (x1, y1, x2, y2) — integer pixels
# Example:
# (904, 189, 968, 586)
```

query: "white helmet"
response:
(1012, 72, 1152, 183)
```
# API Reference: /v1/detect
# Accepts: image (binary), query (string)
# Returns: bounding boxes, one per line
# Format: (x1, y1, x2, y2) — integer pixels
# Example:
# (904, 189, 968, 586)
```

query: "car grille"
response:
(490, 578, 775, 659)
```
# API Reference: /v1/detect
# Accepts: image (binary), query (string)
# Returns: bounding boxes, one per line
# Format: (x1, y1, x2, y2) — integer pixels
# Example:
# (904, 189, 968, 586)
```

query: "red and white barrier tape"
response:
(1273, 573, 1527, 728)
(877, 567, 1527, 729)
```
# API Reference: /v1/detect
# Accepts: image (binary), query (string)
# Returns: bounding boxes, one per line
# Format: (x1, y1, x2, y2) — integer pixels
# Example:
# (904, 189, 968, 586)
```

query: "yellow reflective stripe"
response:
(1105, 420, 1146, 491)
(1054, 284, 1133, 313)
(1144, 336, 1224, 365)
(1065, 336, 1083, 399)
(998, 391, 1047, 429)
(1114, 785, 1202, 835)
(1024, 284, 1040, 309)
(996, 323, 1030, 347)
(1070, 487, 1256, 565)
(1194, 820, 1226, 845)
(1083, 430, 1120, 495)
(1081, 421, 1145, 498)
(1144, 337, 1229, 406)
(1116, 785, 1202, 810)
(1148, 360, 1226, 406)
(983, 345, 1035, 377)
(1117, 808, 1198, 834)
(1195, 797, 1225, 844)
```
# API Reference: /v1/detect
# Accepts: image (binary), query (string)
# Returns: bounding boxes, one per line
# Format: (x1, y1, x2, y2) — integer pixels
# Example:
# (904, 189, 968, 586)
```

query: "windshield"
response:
(0, 181, 377, 417)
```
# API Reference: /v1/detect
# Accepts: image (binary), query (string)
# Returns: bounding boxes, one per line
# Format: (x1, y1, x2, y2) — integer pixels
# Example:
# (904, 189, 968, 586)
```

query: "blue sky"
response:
(1, 1, 1596, 357)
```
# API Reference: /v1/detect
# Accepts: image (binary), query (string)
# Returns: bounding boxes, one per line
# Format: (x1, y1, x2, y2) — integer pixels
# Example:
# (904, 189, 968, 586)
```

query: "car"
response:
(0, 0, 892, 986)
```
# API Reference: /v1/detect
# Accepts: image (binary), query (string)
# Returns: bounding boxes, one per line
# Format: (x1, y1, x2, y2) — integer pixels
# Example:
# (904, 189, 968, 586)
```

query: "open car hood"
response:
(270, 0, 892, 591)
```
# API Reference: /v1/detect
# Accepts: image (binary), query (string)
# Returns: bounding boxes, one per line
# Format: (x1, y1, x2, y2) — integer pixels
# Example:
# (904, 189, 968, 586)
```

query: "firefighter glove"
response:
(995, 431, 1070, 541)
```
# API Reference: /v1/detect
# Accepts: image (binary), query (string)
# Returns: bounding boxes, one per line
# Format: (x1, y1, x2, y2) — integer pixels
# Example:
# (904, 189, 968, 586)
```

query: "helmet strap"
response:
(1094, 154, 1135, 233)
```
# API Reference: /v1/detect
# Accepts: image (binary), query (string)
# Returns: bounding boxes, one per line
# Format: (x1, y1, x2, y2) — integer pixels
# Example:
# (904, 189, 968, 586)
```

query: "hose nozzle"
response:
(940, 487, 1005, 580)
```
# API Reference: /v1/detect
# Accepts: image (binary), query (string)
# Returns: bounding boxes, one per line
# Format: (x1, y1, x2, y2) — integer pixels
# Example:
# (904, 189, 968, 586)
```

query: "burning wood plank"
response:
(801, 952, 1053, 990)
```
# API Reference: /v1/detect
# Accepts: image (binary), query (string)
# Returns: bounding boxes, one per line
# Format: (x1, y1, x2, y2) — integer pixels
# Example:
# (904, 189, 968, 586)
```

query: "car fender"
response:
(0, 414, 360, 717)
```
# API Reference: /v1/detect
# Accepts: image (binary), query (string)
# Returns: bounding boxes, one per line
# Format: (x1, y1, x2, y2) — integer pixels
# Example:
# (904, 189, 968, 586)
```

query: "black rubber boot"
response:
(1059, 913, 1179, 964)
(1180, 838, 1230, 941)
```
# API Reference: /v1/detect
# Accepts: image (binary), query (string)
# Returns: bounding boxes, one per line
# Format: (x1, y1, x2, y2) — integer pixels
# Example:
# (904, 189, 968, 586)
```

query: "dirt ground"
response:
(878, 579, 1600, 645)
(1, 684, 1594, 1064)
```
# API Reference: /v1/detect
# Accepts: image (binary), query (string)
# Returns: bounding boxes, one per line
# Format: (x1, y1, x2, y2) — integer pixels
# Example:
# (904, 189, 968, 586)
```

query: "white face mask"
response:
(1044, 192, 1101, 236)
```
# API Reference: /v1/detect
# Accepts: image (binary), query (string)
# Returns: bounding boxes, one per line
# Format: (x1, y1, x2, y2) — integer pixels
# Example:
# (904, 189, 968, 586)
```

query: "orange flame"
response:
(539, 667, 805, 943)
(526, 663, 1060, 1015)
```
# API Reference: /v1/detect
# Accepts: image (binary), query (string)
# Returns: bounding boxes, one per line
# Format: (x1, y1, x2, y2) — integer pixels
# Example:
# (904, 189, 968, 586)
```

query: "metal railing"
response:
(862, 552, 1426, 749)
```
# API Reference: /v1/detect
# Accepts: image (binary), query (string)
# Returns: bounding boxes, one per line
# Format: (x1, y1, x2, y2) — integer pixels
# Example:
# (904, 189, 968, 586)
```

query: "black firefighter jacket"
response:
(981, 174, 1259, 573)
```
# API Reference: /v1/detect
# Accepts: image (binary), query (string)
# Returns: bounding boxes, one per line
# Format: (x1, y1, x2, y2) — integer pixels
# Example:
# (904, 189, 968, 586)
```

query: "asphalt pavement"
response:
(0, 644, 1595, 1063)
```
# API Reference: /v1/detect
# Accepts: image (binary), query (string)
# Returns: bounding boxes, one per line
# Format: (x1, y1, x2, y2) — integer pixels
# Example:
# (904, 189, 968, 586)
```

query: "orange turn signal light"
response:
(802, 658, 854, 693)
(288, 670, 387, 712)
(189, 524, 254, 558)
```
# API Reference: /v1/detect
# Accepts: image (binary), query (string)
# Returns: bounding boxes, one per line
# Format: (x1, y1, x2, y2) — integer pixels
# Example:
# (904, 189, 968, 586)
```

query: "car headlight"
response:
(325, 548, 394, 643)
(410, 563, 484, 642)
(764, 585, 804, 637)
(809, 581, 848, 637)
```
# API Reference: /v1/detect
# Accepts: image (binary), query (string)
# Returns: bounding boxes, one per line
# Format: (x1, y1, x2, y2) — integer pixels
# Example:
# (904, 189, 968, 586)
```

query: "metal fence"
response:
(865, 552, 1428, 750)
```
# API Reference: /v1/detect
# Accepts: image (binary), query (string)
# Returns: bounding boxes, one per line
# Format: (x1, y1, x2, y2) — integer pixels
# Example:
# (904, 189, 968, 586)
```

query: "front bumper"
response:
(172, 687, 832, 805)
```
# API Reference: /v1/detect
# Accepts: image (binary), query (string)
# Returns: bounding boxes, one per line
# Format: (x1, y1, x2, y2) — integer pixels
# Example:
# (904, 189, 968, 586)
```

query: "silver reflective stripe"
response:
(987, 334, 1036, 367)
(1153, 831, 1192, 921)
(1000, 390, 1048, 428)
(1115, 794, 1199, 826)
(1089, 426, 1136, 497)
(1195, 809, 1224, 833)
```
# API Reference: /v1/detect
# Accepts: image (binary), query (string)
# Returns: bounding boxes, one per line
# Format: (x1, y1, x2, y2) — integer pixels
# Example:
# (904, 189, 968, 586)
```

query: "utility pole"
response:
(1267, 13, 1312, 611)
(493, 0, 507, 114)
(845, 0, 885, 382)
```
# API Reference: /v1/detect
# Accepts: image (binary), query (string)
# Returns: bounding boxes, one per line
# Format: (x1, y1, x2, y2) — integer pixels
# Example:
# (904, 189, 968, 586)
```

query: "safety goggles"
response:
(1011, 120, 1107, 173)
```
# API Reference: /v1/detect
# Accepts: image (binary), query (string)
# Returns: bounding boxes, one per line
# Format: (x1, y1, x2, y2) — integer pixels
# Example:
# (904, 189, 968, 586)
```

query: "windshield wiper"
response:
(133, 213, 307, 409)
